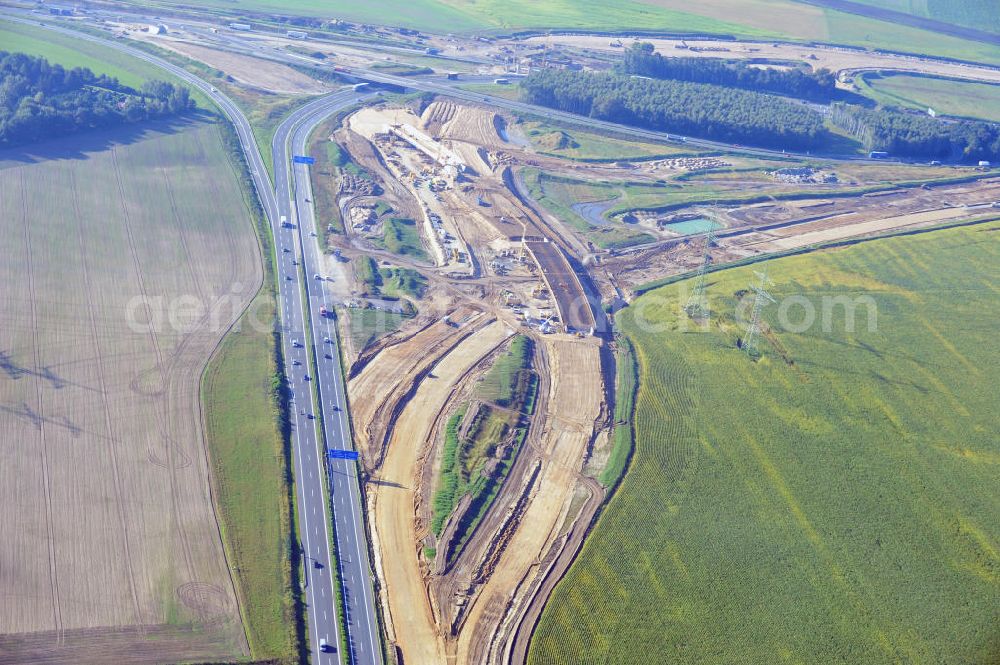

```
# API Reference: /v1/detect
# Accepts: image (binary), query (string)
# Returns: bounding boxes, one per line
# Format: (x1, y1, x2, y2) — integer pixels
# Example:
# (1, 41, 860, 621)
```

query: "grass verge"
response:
(598, 335, 637, 488)
(202, 293, 297, 662)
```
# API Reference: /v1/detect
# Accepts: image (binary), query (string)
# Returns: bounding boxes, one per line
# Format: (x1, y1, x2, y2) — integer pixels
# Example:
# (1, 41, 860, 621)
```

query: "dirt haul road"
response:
(348, 308, 486, 463)
(368, 320, 514, 665)
(454, 339, 604, 664)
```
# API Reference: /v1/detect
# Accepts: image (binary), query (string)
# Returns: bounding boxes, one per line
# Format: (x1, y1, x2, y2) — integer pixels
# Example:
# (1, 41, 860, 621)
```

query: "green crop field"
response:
(837, 0, 1000, 34)
(530, 220, 1000, 664)
(0, 19, 169, 89)
(858, 72, 1000, 123)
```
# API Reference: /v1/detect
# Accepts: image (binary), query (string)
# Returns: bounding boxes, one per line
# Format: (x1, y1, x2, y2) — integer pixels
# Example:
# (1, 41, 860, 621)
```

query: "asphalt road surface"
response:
(273, 91, 385, 665)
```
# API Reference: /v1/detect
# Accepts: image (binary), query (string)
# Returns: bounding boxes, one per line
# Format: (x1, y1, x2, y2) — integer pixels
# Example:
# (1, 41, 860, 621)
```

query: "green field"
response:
(599, 336, 638, 487)
(840, 0, 1000, 34)
(530, 220, 1000, 664)
(521, 170, 656, 250)
(0, 19, 214, 109)
(345, 307, 410, 350)
(129, 0, 1000, 64)
(203, 294, 298, 663)
(520, 120, 697, 162)
(858, 72, 1000, 123)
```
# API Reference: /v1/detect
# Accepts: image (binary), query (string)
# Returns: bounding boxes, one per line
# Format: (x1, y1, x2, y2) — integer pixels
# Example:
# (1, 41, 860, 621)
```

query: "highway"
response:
(273, 92, 385, 665)
(0, 13, 382, 665)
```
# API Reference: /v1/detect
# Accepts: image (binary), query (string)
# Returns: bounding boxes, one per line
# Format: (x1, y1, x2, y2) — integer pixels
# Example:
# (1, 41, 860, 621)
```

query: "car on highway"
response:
(319, 638, 332, 652)
(314, 273, 322, 280)
(282, 247, 290, 253)
(324, 353, 333, 360)
(286, 274, 293, 280)
(303, 374, 311, 381)
(292, 340, 302, 348)
(292, 359, 301, 366)
(324, 337, 332, 343)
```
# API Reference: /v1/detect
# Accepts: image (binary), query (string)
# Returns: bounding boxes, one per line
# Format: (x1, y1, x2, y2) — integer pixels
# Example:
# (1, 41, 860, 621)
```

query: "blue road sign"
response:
(293, 155, 316, 165)
(327, 449, 359, 460)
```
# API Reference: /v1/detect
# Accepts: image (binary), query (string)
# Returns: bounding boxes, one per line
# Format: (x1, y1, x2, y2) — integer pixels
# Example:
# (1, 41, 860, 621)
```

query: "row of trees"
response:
(0, 51, 194, 147)
(621, 42, 838, 102)
(830, 103, 1000, 161)
(520, 69, 828, 150)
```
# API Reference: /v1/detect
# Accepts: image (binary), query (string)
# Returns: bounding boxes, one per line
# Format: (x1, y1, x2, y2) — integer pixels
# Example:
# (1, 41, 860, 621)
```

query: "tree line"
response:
(620, 42, 838, 102)
(830, 103, 1000, 162)
(0, 51, 194, 147)
(520, 68, 828, 150)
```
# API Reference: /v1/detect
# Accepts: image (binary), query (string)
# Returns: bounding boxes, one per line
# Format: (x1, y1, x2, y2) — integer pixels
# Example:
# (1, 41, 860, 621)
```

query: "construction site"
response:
(317, 99, 609, 664)
(289, 88, 1000, 663)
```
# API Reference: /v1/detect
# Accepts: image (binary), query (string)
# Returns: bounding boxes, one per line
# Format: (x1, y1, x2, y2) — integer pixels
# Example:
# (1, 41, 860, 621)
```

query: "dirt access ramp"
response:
(347, 307, 485, 464)
(453, 338, 605, 664)
(369, 320, 514, 665)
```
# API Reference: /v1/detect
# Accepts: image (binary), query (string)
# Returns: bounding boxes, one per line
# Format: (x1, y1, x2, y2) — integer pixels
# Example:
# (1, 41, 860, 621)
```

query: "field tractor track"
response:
(70, 169, 146, 635)
(112, 148, 200, 587)
(17, 169, 64, 641)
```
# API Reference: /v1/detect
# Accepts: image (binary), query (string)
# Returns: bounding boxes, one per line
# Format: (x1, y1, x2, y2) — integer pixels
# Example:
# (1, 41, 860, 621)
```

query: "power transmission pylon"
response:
(743, 269, 775, 358)
(684, 224, 717, 320)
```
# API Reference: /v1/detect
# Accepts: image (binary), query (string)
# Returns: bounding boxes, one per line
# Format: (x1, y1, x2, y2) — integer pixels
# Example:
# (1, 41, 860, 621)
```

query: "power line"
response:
(742, 269, 775, 358)
(684, 223, 717, 320)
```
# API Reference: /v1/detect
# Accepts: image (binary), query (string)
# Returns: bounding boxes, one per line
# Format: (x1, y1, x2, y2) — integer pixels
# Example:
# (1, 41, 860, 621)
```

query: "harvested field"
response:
(438, 105, 508, 150)
(761, 207, 990, 250)
(136, 39, 329, 95)
(0, 121, 259, 662)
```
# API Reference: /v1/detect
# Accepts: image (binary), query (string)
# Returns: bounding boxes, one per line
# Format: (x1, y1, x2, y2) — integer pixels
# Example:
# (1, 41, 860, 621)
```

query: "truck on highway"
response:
(868, 150, 889, 159)
(280, 215, 291, 228)
(353, 82, 370, 92)
(493, 77, 509, 85)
